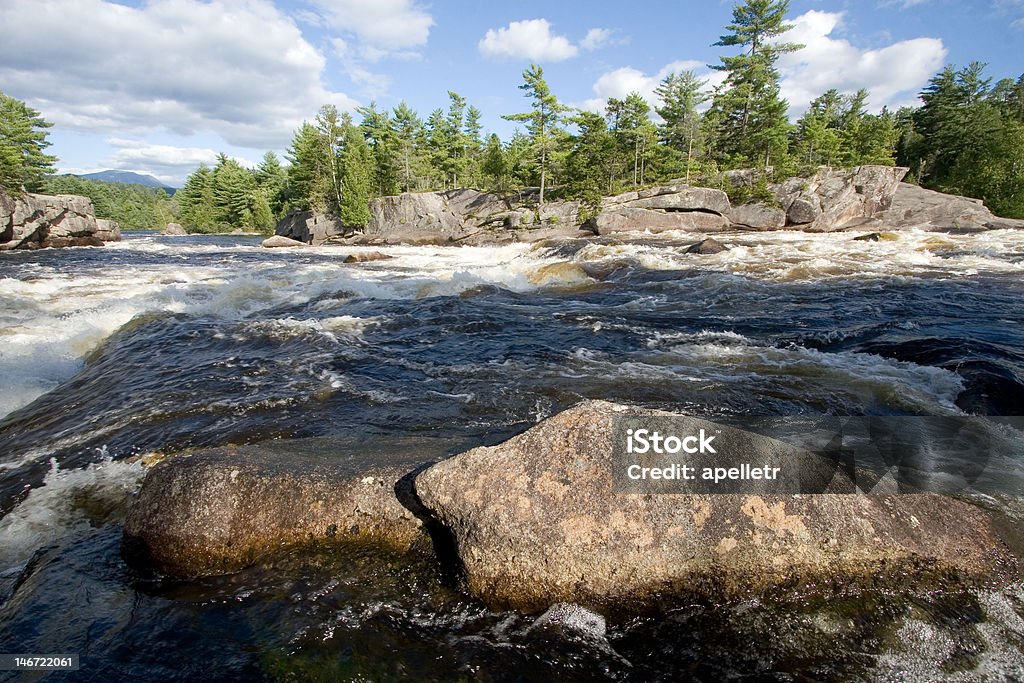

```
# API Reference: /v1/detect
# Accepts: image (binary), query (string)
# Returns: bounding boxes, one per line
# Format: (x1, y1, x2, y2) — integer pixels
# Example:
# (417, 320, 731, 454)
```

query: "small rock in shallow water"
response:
(684, 238, 728, 254)
(527, 603, 607, 640)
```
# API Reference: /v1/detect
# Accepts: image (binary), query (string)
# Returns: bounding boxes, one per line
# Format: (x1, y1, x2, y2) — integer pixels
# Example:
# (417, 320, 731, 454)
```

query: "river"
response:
(1, 230, 1023, 680)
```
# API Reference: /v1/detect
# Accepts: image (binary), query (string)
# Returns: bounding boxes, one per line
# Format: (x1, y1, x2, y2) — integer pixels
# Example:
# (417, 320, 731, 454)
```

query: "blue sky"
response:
(1, 0, 1021, 186)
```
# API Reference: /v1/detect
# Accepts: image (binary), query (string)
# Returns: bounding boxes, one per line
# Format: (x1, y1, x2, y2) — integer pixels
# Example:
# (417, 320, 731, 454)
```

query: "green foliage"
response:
(0, 91, 57, 193)
(177, 155, 274, 233)
(722, 175, 779, 207)
(339, 116, 373, 227)
(897, 62, 1024, 218)
(503, 64, 569, 205)
(655, 71, 709, 183)
(707, 0, 802, 171)
(45, 175, 175, 230)
(481, 133, 509, 191)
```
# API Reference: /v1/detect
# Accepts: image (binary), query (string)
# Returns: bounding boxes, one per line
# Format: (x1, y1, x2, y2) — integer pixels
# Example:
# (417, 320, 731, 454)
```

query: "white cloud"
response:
(302, 0, 433, 54)
(332, 38, 393, 99)
(776, 10, 947, 115)
(580, 28, 614, 51)
(579, 61, 724, 113)
(100, 140, 258, 185)
(0, 0, 356, 150)
(479, 19, 579, 62)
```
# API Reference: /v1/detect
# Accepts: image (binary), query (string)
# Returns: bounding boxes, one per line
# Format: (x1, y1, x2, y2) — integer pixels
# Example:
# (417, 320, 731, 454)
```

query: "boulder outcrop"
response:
(162, 222, 187, 236)
(415, 401, 1018, 610)
(0, 190, 104, 250)
(122, 447, 428, 577)
(94, 218, 121, 242)
(876, 182, 1024, 231)
(772, 165, 908, 232)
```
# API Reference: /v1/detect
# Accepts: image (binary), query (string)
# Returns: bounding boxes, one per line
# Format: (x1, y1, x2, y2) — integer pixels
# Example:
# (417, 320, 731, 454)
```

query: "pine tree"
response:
(0, 91, 57, 193)
(708, 0, 802, 171)
(503, 64, 568, 206)
(286, 122, 331, 212)
(339, 115, 373, 227)
(358, 102, 400, 197)
(564, 111, 618, 209)
(391, 101, 427, 192)
(655, 71, 708, 183)
(255, 151, 288, 218)
(177, 163, 217, 230)
(481, 133, 508, 191)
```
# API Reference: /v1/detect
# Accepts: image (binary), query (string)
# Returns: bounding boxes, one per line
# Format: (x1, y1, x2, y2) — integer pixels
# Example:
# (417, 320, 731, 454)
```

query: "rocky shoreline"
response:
(122, 401, 1021, 613)
(0, 189, 121, 250)
(268, 165, 1024, 249)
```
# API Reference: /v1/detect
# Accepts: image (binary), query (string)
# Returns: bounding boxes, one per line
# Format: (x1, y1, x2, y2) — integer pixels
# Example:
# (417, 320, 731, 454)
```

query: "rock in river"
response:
(415, 401, 1018, 610)
(123, 446, 427, 577)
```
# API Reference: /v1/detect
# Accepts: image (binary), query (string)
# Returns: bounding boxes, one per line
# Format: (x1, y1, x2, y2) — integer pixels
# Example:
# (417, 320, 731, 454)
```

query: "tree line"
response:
(3, 0, 1022, 231)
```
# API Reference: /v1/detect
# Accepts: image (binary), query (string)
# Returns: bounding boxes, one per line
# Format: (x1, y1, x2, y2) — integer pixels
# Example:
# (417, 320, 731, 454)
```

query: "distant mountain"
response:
(80, 170, 177, 192)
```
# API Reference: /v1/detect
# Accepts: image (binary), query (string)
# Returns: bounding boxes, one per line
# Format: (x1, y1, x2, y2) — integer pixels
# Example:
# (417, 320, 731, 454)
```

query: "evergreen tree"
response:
(463, 105, 485, 187)
(358, 102, 400, 197)
(564, 111, 618, 209)
(0, 91, 57, 193)
(708, 0, 802, 171)
(655, 71, 708, 182)
(286, 121, 331, 212)
(608, 92, 658, 186)
(503, 64, 568, 206)
(255, 151, 288, 218)
(177, 163, 217, 229)
(339, 115, 373, 227)
(481, 133, 509, 191)
(314, 104, 345, 214)
(391, 101, 427, 192)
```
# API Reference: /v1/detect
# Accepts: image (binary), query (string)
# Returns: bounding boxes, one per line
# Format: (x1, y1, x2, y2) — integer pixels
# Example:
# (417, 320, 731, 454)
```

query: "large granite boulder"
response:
(162, 222, 187, 236)
(0, 190, 103, 250)
(415, 401, 1017, 610)
(123, 447, 428, 577)
(274, 210, 346, 245)
(727, 203, 788, 230)
(588, 208, 730, 235)
(261, 234, 307, 248)
(615, 186, 731, 215)
(772, 166, 908, 231)
(878, 182, 1024, 231)
(94, 218, 121, 241)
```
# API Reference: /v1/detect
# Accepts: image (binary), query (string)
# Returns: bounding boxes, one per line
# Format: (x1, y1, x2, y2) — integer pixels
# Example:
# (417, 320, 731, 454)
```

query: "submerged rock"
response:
(123, 447, 427, 577)
(527, 603, 607, 640)
(684, 238, 729, 254)
(342, 250, 392, 263)
(415, 401, 1018, 610)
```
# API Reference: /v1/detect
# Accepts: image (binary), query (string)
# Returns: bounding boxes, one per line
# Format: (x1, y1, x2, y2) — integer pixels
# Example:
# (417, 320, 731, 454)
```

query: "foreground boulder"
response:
(1, 190, 104, 250)
(123, 447, 427, 577)
(415, 401, 1017, 610)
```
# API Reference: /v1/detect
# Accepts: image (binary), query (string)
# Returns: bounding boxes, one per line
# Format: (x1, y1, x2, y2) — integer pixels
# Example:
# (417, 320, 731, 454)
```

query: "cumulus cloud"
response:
(776, 10, 947, 114)
(0, 0, 356, 150)
(301, 0, 433, 55)
(479, 19, 580, 61)
(579, 61, 724, 113)
(100, 139, 258, 185)
(580, 28, 617, 51)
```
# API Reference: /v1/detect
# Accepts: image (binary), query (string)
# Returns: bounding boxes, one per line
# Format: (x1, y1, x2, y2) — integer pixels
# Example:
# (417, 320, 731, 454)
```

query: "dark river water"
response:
(1, 230, 1024, 681)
